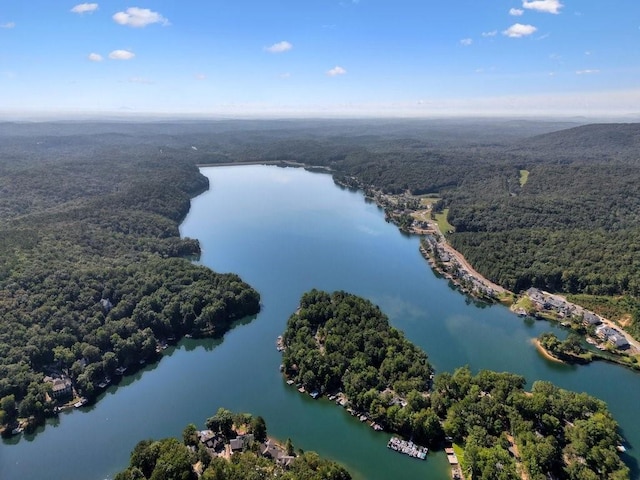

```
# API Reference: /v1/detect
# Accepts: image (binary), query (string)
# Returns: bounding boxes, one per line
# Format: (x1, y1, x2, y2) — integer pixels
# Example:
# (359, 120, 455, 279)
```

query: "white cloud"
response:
(503, 23, 537, 38)
(71, 3, 98, 14)
(195, 74, 207, 81)
(327, 66, 347, 76)
(522, 0, 563, 14)
(109, 49, 135, 60)
(510, 8, 524, 16)
(87, 53, 103, 62)
(576, 69, 600, 75)
(1, 21, 15, 28)
(265, 41, 293, 53)
(482, 30, 497, 37)
(279, 72, 291, 79)
(460, 38, 473, 46)
(113, 7, 169, 27)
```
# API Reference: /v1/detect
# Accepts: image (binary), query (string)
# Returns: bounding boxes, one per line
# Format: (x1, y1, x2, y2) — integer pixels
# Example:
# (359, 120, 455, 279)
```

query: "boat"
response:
(11, 426, 24, 435)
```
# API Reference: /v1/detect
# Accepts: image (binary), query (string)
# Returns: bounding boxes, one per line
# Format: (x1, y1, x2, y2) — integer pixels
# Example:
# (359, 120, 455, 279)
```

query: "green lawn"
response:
(419, 196, 441, 207)
(453, 443, 466, 470)
(435, 208, 454, 234)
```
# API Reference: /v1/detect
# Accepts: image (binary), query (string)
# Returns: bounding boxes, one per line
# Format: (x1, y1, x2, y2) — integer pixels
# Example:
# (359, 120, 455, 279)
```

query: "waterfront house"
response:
(198, 430, 225, 452)
(595, 325, 630, 349)
(230, 433, 254, 452)
(260, 439, 294, 466)
(608, 333, 630, 350)
(46, 376, 72, 399)
(583, 312, 602, 326)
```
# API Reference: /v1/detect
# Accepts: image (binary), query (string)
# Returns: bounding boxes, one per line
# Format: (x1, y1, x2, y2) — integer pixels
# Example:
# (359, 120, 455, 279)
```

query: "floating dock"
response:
(387, 437, 428, 460)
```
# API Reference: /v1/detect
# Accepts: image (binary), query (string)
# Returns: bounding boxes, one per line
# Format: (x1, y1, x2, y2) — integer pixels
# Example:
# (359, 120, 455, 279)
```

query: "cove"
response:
(1, 165, 638, 480)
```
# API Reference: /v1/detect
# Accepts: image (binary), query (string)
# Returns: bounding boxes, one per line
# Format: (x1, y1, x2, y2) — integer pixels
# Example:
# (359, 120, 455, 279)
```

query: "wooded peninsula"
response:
(115, 408, 351, 480)
(282, 290, 629, 480)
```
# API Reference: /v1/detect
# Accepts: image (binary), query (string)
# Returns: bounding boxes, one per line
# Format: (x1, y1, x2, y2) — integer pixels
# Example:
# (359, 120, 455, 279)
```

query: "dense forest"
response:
(282, 290, 629, 480)
(134, 119, 639, 303)
(2, 118, 638, 433)
(282, 289, 434, 441)
(115, 409, 351, 480)
(0, 126, 260, 433)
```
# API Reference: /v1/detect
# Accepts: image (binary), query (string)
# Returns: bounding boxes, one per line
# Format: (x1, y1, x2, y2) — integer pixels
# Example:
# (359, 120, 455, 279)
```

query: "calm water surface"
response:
(2, 165, 638, 479)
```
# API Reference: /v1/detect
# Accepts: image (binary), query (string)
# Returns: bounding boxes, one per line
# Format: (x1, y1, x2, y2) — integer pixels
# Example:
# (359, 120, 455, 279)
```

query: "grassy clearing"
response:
(498, 291, 516, 305)
(513, 295, 535, 314)
(419, 196, 441, 207)
(434, 208, 454, 234)
(411, 211, 430, 222)
(519, 169, 530, 187)
(453, 443, 465, 470)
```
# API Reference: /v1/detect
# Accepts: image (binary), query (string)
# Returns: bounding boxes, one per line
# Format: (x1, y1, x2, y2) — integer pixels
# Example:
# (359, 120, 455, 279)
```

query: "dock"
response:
(387, 437, 428, 460)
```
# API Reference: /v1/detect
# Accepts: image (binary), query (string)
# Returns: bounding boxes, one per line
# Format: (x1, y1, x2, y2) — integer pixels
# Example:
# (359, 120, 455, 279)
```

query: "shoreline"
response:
(196, 160, 331, 170)
(531, 338, 565, 364)
(198, 162, 640, 373)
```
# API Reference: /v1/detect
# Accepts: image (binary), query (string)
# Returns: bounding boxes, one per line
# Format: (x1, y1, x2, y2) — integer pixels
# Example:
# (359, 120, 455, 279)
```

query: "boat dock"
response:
(387, 437, 428, 460)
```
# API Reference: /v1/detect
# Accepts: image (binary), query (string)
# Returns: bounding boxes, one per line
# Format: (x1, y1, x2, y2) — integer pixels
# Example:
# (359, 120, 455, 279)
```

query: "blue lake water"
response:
(1, 164, 638, 479)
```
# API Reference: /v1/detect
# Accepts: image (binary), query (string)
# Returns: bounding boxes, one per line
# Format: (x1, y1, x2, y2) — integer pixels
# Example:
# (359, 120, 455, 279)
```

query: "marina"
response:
(387, 437, 428, 460)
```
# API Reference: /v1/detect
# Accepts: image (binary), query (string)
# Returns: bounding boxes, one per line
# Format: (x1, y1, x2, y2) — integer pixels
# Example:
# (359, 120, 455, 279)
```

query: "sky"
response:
(1, 0, 639, 118)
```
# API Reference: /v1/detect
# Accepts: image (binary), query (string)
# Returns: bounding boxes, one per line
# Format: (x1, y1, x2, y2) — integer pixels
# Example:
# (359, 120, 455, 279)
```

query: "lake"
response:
(1, 165, 638, 479)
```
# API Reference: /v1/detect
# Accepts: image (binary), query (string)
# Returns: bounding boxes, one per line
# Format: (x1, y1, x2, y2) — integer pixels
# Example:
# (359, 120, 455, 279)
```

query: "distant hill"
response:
(516, 123, 640, 160)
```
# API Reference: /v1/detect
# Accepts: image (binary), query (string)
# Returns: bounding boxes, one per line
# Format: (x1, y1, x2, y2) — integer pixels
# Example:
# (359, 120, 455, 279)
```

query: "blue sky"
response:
(1, 1, 639, 118)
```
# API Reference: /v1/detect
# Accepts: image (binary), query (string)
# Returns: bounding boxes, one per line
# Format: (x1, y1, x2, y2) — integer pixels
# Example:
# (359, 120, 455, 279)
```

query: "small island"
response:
(114, 408, 351, 480)
(281, 290, 630, 480)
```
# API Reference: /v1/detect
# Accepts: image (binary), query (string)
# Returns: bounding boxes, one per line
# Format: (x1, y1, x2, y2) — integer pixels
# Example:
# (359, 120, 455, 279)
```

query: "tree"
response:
(206, 408, 234, 439)
(1, 395, 17, 422)
(250, 415, 267, 443)
(285, 438, 295, 456)
(182, 423, 198, 447)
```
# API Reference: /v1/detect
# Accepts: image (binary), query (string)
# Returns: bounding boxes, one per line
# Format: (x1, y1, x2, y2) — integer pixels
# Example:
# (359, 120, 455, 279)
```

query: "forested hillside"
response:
(2, 119, 639, 431)
(229, 121, 639, 340)
(0, 127, 260, 432)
